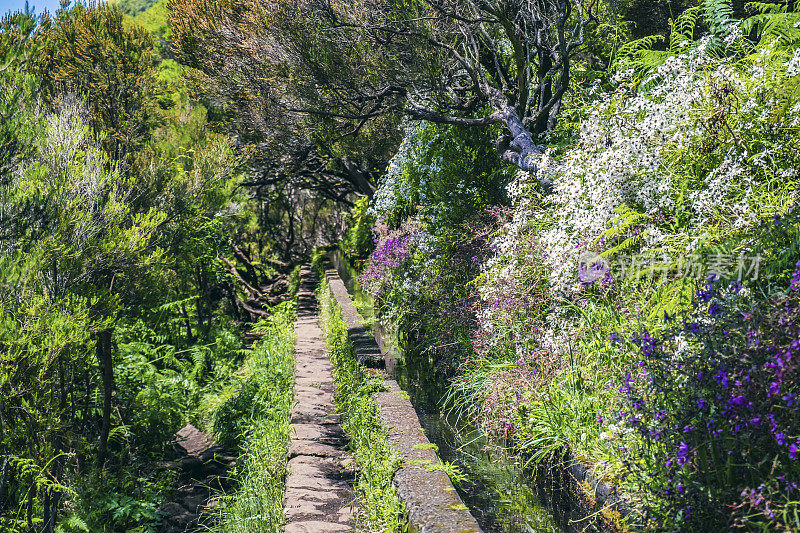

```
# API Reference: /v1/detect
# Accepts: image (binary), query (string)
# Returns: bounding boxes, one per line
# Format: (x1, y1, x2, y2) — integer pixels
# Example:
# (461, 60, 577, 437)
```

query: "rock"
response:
(158, 502, 186, 517)
(284, 520, 353, 533)
(157, 423, 236, 533)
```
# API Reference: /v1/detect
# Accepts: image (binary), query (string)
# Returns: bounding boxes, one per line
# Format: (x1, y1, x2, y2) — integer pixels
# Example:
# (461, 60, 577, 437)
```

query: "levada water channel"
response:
(329, 249, 564, 533)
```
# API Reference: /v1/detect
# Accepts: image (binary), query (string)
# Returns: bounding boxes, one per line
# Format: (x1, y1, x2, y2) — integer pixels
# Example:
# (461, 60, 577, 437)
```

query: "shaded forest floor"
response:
(157, 424, 237, 533)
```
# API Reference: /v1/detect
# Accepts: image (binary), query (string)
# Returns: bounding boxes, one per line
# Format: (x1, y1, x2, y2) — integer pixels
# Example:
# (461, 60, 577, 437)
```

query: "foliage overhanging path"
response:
(283, 267, 358, 532)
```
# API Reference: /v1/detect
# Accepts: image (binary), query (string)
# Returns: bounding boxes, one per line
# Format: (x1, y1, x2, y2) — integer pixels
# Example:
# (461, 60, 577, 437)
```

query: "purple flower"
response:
(791, 260, 800, 290)
(730, 395, 747, 407)
(715, 368, 730, 388)
(677, 441, 691, 466)
(769, 381, 781, 396)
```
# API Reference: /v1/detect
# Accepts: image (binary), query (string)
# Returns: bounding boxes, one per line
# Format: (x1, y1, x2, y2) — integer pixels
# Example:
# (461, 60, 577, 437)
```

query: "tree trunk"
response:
(49, 492, 59, 533)
(180, 304, 195, 343)
(43, 490, 51, 533)
(0, 398, 8, 515)
(341, 158, 377, 198)
(26, 489, 33, 533)
(96, 328, 114, 467)
(0, 456, 9, 515)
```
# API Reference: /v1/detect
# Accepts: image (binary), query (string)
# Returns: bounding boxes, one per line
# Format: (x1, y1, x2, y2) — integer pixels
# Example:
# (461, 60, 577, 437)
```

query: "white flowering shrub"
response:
(478, 38, 800, 344)
(363, 122, 511, 372)
(369, 121, 512, 227)
(462, 34, 800, 529)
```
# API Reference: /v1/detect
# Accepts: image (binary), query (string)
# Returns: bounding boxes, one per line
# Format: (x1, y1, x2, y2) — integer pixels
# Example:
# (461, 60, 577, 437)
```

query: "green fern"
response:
(746, 1, 787, 14)
(615, 34, 666, 65)
(155, 294, 199, 312)
(742, 3, 800, 46)
(671, 6, 702, 52)
(54, 514, 90, 533)
(702, 0, 736, 42)
(774, 73, 800, 122)
(617, 0, 800, 78)
(190, 344, 211, 381)
(645, 278, 696, 322)
(600, 205, 649, 259)
(108, 424, 132, 448)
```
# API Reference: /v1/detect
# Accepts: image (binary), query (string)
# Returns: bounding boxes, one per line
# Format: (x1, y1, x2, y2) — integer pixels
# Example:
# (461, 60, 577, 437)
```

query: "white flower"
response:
(786, 48, 800, 77)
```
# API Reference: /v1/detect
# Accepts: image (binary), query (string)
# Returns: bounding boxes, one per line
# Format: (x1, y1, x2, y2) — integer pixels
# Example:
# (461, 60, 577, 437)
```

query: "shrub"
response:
(611, 268, 800, 530)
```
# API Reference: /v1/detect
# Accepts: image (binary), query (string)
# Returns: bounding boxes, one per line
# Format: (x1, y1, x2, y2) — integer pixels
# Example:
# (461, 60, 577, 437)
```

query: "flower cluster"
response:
(611, 268, 800, 529)
(472, 34, 800, 393)
(360, 220, 421, 303)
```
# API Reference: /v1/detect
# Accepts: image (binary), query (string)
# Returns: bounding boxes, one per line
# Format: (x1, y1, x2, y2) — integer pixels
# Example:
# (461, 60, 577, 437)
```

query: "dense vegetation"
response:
(3, 0, 800, 531)
(0, 2, 299, 531)
(352, 3, 800, 531)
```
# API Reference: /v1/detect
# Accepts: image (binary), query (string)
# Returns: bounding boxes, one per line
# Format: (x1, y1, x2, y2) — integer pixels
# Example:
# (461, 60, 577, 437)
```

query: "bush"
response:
(612, 268, 800, 530)
(210, 300, 296, 532)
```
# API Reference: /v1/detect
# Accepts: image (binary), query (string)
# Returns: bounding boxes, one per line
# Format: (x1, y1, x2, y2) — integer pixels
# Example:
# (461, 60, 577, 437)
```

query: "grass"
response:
(206, 300, 297, 532)
(315, 270, 408, 533)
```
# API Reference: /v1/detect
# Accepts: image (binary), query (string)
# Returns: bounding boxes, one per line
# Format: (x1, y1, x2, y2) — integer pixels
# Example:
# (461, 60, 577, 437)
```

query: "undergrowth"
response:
(315, 268, 408, 533)
(206, 300, 297, 532)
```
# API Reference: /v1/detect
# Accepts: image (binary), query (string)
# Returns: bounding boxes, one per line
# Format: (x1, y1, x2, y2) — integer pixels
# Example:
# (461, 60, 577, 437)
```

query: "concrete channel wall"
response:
(323, 263, 483, 533)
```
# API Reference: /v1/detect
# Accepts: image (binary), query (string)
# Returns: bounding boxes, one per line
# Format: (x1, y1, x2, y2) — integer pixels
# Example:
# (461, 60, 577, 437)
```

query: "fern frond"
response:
(55, 514, 90, 533)
(156, 294, 199, 313)
(617, 34, 665, 60)
(190, 345, 211, 380)
(646, 278, 696, 322)
(108, 424, 132, 446)
(746, 2, 789, 15)
(773, 73, 800, 121)
(742, 11, 800, 46)
(671, 6, 702, 52)
(598, 205, 651, 259)
(702, 0, 736, 41)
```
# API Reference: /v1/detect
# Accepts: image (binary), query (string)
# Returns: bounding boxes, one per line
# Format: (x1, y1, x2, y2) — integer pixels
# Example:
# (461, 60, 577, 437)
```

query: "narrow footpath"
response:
(283, 267, 357, 533)
(157, 424, 235, 532)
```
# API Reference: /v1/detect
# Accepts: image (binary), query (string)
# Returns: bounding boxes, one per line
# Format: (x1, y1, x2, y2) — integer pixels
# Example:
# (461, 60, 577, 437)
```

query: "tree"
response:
(34, 3, 158, 160)
(171, 0, 597, 179)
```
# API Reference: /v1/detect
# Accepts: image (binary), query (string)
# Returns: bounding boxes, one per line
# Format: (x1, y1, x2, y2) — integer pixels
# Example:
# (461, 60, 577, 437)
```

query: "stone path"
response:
(157, 424, 236, 533)
(283, 267, 357, 533)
